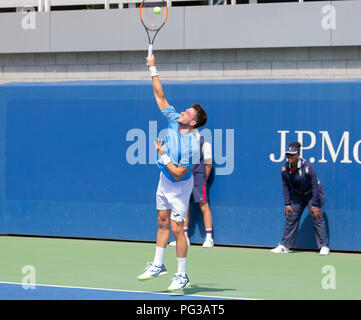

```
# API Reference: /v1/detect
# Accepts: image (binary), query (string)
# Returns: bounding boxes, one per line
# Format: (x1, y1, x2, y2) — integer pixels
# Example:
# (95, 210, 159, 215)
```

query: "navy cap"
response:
(285, 146, 300, 155)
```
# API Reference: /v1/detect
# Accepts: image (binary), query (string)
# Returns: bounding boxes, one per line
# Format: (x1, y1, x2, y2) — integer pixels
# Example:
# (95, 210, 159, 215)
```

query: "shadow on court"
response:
(155, 283, 236, 296)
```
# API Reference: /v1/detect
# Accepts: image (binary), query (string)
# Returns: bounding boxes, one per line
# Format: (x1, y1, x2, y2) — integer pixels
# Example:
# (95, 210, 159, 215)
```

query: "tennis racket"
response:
(139, 0, 168, 58)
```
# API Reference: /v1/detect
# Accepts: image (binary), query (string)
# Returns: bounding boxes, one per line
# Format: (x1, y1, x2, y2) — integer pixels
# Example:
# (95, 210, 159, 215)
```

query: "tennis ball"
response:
(153, 6, 161, 14)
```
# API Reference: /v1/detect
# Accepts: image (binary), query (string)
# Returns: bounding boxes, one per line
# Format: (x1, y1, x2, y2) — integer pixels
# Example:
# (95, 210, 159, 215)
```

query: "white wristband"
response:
(149, 66, 158, 77)
(160, 153, 171, 165)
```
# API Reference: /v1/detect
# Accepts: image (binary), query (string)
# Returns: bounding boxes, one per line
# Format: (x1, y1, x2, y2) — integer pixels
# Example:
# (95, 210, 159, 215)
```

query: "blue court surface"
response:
(0, 282, 240, 300)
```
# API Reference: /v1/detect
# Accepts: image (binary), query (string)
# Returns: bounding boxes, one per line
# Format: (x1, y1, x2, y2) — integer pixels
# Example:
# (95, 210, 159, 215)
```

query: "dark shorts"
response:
(190, 184, 208, 204)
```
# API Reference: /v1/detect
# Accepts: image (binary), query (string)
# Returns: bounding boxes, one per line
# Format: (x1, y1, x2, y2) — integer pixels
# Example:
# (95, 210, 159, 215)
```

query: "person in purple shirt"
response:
(271, 141, 330, 256)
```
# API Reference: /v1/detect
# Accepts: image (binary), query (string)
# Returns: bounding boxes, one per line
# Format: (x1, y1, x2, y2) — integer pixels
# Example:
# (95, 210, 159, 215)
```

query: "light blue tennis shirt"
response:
(157, 106, 200, 182)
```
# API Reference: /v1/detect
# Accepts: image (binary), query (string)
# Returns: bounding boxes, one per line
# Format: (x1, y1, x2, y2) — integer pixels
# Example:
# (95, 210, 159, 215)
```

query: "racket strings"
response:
(140, 1, 167, 31)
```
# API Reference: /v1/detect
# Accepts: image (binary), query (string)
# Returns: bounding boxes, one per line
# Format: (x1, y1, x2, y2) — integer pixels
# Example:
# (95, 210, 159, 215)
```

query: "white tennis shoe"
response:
(169, 237, 190, 247)
(137, 262, 168, 281)
(319, 246, 330, 256)
(168, 273, 190, 292)
(202, 238, 214, 248)
(270, 244, 289, 254)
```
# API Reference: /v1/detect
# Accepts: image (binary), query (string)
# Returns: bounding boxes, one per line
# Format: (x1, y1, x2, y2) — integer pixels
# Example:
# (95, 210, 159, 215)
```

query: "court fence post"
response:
(38, 0, 44, 12)
(45, 0, 51, 12)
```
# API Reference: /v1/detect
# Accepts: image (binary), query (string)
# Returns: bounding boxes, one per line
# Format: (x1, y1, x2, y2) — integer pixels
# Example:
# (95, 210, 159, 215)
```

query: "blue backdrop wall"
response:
(0, 79, 360, 251)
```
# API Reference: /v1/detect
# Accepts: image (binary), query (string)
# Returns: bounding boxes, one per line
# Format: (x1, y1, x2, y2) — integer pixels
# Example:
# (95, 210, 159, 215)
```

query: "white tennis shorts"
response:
(156, 171, 194, 222)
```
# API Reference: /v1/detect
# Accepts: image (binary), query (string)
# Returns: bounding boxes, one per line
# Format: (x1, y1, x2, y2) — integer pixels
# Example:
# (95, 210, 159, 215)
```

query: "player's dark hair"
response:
(192, 104, 208, 128)
(289, 141, 302, 151)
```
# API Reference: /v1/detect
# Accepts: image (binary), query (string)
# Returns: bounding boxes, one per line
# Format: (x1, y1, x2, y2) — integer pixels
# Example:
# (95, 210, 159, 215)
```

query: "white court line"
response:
(0, 281, 259, 300)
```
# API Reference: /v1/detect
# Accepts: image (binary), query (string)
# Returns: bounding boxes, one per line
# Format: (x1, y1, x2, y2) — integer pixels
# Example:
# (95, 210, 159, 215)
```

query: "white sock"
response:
(206, 228, 213, 240)
(177, 257, 187, 275)
(184, 227, 188, 238)
(153, 246, 166, 267)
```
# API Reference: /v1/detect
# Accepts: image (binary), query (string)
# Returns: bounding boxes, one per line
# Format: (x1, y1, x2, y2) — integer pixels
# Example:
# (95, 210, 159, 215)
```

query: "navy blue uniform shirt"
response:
(281, 158, 322, 207)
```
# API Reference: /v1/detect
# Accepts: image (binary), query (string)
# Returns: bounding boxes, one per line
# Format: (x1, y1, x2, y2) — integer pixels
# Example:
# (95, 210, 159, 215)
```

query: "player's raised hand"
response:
(154, 138, 166, 155)
(146, 54, 155, 67)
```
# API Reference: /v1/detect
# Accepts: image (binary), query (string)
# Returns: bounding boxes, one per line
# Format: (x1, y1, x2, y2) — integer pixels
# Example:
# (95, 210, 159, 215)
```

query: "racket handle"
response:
(147, 44, 153, 58)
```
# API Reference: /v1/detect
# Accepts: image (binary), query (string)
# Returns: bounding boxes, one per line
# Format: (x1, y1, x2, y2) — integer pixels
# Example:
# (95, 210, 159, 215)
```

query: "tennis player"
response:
(137, 54, 208, 291)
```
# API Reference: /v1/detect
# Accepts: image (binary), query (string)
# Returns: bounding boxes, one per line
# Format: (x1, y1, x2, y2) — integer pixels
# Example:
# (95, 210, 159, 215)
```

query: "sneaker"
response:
(168, 237, 190, 247)
(137, 262, 168, 281)
(202, 238, 214, 248)
(270, 244, 289, 254)
(168, 273, 190, 292)
(319, 246, 330, 256)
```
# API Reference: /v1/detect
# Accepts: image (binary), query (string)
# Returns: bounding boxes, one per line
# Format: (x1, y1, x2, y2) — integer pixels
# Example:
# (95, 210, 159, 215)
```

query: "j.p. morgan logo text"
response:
(270, 130, 361, 164)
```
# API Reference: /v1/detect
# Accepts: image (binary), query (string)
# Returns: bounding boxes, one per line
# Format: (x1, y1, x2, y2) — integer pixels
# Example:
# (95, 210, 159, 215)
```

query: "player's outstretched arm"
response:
(146, 55, 170, 110)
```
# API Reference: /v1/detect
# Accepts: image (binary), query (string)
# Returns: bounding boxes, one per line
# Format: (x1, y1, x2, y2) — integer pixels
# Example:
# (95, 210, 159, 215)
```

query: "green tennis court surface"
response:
(1, 236, 360, 300)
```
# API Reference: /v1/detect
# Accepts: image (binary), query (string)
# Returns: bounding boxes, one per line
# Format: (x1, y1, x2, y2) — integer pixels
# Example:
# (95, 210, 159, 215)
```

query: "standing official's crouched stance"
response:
(271, 142, 330, 256)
